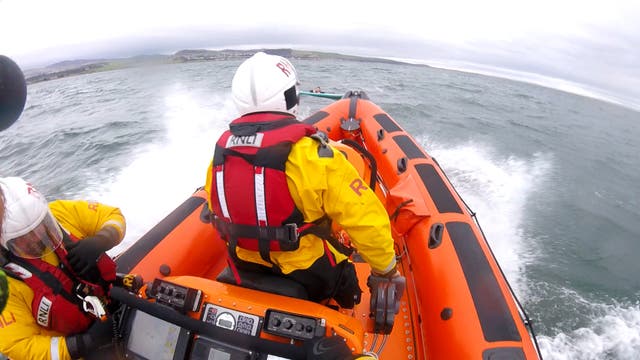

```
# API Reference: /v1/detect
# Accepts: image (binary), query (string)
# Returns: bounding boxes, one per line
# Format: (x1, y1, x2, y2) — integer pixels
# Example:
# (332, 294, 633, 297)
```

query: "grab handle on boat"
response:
(397, 157, 408, 173)
(428, 223, 444, 249)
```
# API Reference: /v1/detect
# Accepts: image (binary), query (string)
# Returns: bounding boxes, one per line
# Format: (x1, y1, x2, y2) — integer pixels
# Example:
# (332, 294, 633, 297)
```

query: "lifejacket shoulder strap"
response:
(4, 257, 81, 305)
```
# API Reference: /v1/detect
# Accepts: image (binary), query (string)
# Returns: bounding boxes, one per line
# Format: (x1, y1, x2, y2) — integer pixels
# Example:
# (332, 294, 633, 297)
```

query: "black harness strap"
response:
(257, 227, 271, 263)
(215, 220, 298, 243)
(215, 218, 298, 264)
(229, 117, 299, 135)
(214, 216, 354, 263)
(302, 216, 354, 257)
(226, 235, 241, 263)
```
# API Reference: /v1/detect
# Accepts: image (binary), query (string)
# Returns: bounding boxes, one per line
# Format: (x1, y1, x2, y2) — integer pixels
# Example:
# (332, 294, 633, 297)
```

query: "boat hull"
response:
(305, 93, 539, 358)
(115, 92, 540, 359)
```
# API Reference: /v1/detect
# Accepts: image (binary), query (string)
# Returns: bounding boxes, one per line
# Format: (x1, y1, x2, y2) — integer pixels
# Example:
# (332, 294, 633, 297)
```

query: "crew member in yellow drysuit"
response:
(0, 176, 126, 360)
(205, 52, 403, 310)
(206, 51, 393, 360)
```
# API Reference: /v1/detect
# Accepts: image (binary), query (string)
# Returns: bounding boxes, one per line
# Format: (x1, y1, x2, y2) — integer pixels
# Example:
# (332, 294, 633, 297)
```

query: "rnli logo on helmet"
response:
(25, 182, 45, 201)
(226, 133, 264, 148)
(36, 296, 52, 327)
(276, 61, 292, 77)
(26, 182, 40, 196)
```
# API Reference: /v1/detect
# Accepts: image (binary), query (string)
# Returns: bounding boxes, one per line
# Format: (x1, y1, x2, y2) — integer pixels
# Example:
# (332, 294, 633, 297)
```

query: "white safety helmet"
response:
(231, 52, 300, 116)
(0, 177, 62, 259)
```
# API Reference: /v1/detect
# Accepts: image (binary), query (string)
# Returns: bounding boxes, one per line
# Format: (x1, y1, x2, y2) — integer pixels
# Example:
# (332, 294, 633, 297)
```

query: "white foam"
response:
(537, 296, 640, 360)
(419, 137, 552, 297)
(91, 84, 236, 255)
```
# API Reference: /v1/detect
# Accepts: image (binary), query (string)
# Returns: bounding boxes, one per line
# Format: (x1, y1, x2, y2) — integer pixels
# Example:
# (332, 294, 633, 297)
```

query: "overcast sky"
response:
(1, 0, 639, 110)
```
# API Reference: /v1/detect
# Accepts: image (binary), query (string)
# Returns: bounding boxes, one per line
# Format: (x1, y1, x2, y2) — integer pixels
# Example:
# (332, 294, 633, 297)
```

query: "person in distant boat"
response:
(204, 52, 403, 312)
(0, 176, 126, 360)
(0, 55, 27, 132)
(311, 86, 324, 93)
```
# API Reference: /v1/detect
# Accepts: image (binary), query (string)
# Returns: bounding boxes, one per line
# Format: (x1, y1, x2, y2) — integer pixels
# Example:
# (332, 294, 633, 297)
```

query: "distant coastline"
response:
(23, 48, 425, 84)
(23, 48, 639, 112)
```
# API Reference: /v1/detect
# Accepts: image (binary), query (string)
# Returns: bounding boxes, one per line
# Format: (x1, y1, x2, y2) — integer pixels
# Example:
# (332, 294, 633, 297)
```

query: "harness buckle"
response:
(285, 223, 298, 242)
(81, 295, 107, 321)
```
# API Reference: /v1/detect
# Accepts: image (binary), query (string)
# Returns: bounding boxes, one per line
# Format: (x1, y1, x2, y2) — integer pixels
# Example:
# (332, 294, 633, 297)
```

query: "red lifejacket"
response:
(209, 113, 320, 263)
(3, 233, 115, 335)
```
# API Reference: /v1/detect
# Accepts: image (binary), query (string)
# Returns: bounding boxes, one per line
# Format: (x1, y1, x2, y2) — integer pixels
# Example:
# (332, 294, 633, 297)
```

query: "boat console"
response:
(112, 275, 370, 360)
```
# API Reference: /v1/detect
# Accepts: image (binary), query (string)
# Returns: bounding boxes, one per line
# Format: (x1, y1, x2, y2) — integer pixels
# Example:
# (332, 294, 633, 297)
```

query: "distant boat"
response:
(300, 90, 342, 100)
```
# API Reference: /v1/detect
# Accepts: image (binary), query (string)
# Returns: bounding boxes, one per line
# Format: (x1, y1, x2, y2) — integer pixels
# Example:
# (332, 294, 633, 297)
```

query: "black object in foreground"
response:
(0, 55, 27, 131)
(0, 269, 8, 313)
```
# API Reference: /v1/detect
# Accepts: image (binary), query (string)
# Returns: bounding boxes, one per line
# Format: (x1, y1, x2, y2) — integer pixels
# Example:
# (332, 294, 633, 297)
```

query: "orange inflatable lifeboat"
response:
(113, 91, 542, 359)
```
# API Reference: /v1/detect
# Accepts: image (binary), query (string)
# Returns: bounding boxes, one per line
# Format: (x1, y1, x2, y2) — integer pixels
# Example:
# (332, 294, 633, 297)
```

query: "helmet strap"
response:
(284, 85, 298, 111)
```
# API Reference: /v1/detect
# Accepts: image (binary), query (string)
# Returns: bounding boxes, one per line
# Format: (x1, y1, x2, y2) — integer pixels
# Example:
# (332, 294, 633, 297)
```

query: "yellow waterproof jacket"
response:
(206, 136, 396, 275)
(0, 200, 125, 360)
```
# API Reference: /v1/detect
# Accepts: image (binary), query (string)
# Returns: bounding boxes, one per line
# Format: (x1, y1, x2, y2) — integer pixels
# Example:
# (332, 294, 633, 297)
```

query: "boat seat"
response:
(216, 266, 309, 300)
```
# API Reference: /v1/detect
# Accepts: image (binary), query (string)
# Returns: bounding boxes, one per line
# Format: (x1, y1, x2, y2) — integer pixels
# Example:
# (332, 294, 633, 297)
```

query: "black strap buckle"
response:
(284, 223, 298, 243)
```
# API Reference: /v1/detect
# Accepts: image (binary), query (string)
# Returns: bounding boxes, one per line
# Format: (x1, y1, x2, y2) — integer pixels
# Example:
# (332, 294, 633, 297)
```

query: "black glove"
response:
(66, 316, 114, 359)
(304, 336, 354, 360)
(367, 269, 406, 314)
(66, 235, 111, 277)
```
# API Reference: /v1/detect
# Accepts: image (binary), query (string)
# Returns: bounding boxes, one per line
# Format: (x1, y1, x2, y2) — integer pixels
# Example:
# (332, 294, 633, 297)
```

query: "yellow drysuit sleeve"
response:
(49, 200, 126, 242)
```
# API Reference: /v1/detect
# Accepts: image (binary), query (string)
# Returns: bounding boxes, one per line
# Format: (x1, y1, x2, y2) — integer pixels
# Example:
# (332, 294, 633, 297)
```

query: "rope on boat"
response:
(376, 334, 389, 355)
(365, 333, 389, 359)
